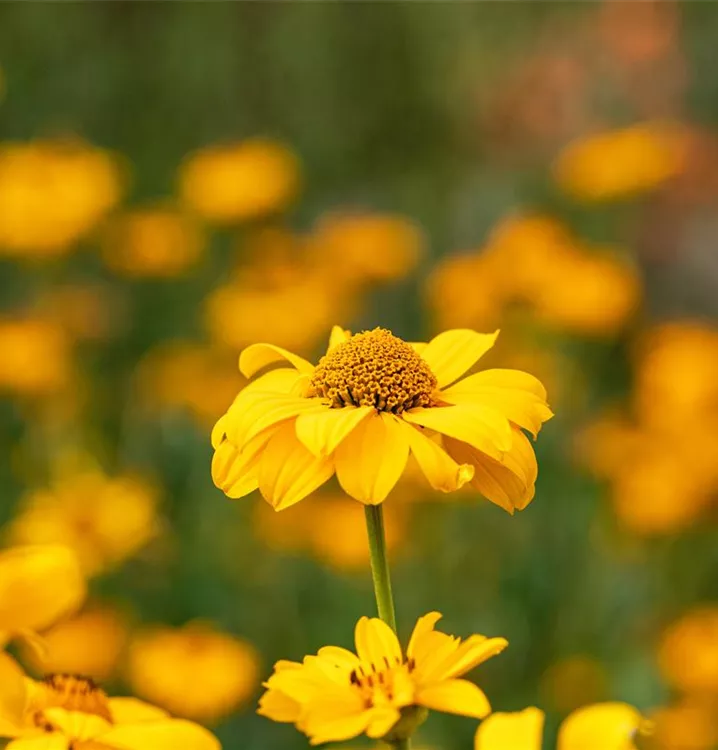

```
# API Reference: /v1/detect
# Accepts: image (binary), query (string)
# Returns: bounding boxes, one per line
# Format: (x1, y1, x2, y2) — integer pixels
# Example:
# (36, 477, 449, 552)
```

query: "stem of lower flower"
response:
(364, 504, 398, 632)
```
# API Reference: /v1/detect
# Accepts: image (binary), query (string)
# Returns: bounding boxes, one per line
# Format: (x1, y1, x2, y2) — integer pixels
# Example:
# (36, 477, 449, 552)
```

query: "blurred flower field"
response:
(1, 2, 718, 749)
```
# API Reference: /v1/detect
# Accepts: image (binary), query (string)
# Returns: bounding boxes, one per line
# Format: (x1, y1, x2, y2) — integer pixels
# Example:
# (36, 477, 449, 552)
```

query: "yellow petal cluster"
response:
(0, 656, 220, 750)
(475, 703, 648, 750)
(258, 612, 507, 745)
(212, 326, 552, 513)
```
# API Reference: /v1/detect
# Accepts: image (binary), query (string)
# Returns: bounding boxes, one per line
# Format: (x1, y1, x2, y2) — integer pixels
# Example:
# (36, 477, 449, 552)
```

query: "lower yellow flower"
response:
(0, 654, 220, 750)
(475, 703, 650, 750)
(0, 545, 85, 647)
(258, 612, 507, 745)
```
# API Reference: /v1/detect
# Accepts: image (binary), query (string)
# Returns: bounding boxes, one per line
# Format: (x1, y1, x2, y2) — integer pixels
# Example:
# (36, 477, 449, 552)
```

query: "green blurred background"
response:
(2, 2, 718, 749)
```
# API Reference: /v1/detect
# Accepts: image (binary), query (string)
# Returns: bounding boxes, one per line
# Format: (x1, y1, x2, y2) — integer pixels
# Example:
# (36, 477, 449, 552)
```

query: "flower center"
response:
(309, 328, 437, 414)
(349, 658, 408, 708)
(33, 674, 113, 727)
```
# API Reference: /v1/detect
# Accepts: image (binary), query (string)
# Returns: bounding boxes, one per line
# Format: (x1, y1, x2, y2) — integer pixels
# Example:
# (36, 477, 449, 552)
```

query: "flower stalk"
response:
(364, 504, 398, 632)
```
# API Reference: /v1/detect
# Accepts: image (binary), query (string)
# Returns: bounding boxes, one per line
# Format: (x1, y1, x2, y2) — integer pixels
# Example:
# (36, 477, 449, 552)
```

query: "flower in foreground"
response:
(0, 654, 220, 750)
(475, 703, 650, 750)
(0, 545, 85, 648)
(212, 327, 552, 512)
(258, 612, 507, 745)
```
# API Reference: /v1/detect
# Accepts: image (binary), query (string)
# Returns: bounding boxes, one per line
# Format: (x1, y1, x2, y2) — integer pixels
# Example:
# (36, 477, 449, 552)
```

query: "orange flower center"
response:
(32, 674, 113, 728)
(348, 656, 413, 708)
(309, 328, 436, 414)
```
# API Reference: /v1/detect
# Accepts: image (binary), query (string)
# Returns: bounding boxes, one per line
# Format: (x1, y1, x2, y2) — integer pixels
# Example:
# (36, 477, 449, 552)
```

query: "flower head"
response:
(0, 656, 220, 750)
(475, 703, 649, 750)
(212, 327, 552, 512)
(258, 612, 507, 745)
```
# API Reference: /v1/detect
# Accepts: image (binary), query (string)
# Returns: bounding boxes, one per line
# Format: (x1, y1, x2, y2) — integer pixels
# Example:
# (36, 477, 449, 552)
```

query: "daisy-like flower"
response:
(212, 327, 552, 512)
(257, 611, 507, 745)
(0, 654, 220, 750)
(475, 703, 651, 750)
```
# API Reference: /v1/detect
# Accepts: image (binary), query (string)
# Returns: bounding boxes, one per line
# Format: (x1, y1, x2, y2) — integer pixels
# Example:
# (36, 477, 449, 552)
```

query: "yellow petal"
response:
(296, 406, 374, 457)
(239, 343, 314, 379)
(475, 707, 545, 750)
(442, 371, 553, 438)
(0, 653, 27, 736)
(327, 326, 351, 352)
(109, 698, 168, 724)
(257, 686, 302, 723)
(443, 636, 509, 679)
(335, 413, 409, 505)
(258, 423, 334, 510)
(241, 367, 307, 396)
(211, 428, 277, 499)
(407, 612, 443, 660)
(225, 392, 326, 448)
(0, 546, 85, 636)
(7, 736, 68, 750)
(317, 646, 362, 670)
(210, 415, 227, 449)
(354, 617, 402, 667)
(416, 678, 491, 719)
(404, 404, 512, 460)
(365, 706, 402, 738)
(445, 428, 537, 513)
(304, 702, 373, 746)
(449, 369, 548, 399)
(402, 423, 474, 492)
(100, 719, 220, 750)
(420, 329, 499, 388)
(557, 702, 644, 750)
(42, 709, 111, 740)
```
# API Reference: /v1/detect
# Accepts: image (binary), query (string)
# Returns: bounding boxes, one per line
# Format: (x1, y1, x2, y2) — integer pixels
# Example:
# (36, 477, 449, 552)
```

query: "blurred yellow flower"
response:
(475, 703, 648, 750)
(0, 545, 84, 647)
(212, 326, 551, 513)
(634, 321, 718, 432)
(658, 607, 718, 694)
(538, 655, 608, 714)
(554, 123, 686, 201)
(179, 138, 300, 223)
(531, 250, 641, 337)
(0, 656, 220, 750)
(650, 698, 718, 750)
(313, 212, 423, 284)
(0, 318, 72, 396)
(0, 139, 123, 258)
(258, 612, 507, 745)
(254, 492, 407, 571)
(205, 270, 341, 355)
(6, 469, 160, 577)
(137, 342, 244, 427)
(127, 621, 260, 722)
(21, 604, 128, 682)
(102, 205, 204, 278)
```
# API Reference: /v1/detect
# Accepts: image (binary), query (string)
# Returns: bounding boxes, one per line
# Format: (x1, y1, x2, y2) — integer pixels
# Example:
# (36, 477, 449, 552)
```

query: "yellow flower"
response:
(254, 492, 407, 571)
(258, 612, 507, 745)
(21, 604, 128, 683)
(212, 327, 552, 513)
(0, 318, 72, 397)
(0, 139, 123, 258)
(650, 698, 718, 750)
(6, 469, 160, 577)
(0, 656, 220, 750)
(313, 212, 423, 285)
(102, 205, 204, 278)
(475, 703, 648, 750)
(554, 122, 686, 201)
(658, 607, 718, 694)
(0, 545, 85, 647)
(127, 621, 260, 722)
(178, 138, 299, 223)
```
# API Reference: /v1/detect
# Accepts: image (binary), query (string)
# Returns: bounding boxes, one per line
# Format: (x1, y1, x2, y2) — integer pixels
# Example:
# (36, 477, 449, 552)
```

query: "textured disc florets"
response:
(39, 674, 113, 723)
(309, 328, 437, 413)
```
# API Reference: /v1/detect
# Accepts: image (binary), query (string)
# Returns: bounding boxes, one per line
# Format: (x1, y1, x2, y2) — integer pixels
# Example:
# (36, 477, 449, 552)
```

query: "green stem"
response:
(364, 504, 397, 632)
